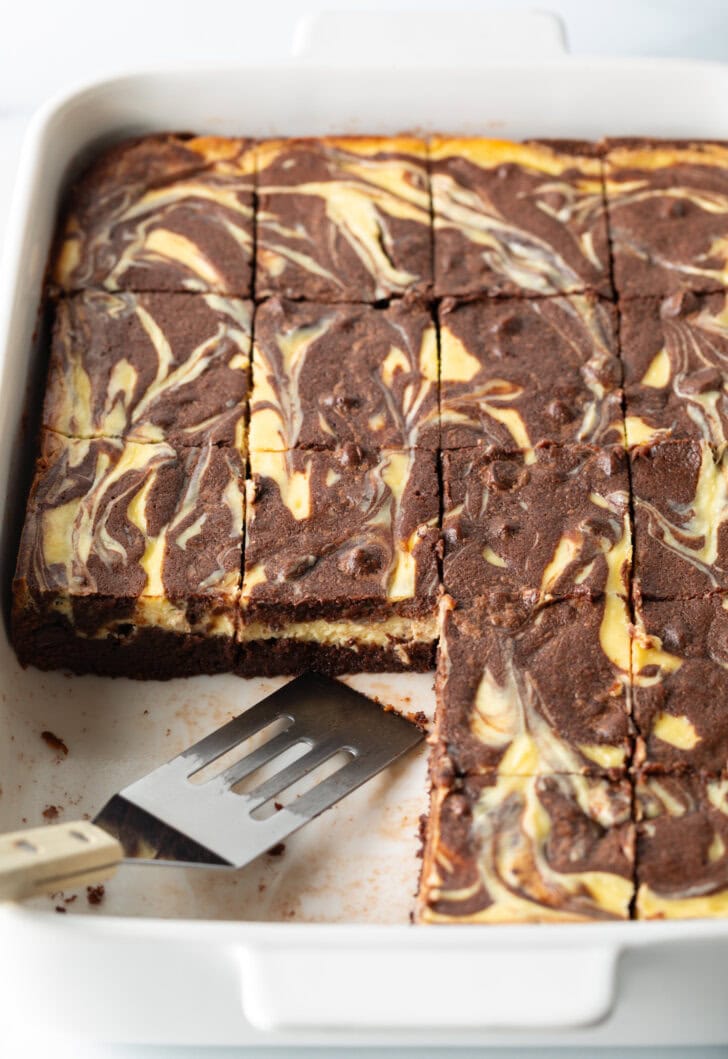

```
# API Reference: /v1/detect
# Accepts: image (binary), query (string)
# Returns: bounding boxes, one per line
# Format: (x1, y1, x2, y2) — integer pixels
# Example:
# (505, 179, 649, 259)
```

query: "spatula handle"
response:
(0, 820, 123, 902)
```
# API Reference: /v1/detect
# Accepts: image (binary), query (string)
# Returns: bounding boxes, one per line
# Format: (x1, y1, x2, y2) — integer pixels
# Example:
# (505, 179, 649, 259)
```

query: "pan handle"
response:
(0, 821, 122, 901)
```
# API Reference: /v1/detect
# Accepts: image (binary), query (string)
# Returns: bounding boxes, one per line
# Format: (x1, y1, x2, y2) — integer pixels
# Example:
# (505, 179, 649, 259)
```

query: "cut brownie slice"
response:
(430, 138, 611, 298)
(635, 771, 728, 919)
(433, 595, 632, 778)
(439, 295, 624, 451)
(255, 137, 432, 302)
(630, 439, 728, 599)
(12, 433, 244, 678)
(44, 291, 251, 449)
(621, 290, 728, 448)
(249, 296, 438, 452)
(605, 139, 728, 298)
(54, 134, 255, 295)
(632, 597, 728, 774)
(419, 771, 635, 922)
(238, 447, 439, 675)
(442, 445, 631, 606)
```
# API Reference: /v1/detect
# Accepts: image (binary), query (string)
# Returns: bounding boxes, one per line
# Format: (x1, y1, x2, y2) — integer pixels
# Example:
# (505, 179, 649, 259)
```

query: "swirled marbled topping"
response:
(241, 447, 439, 626)
(434, 595, 632, 778)
(636, 772, 728, 919)
(255, 137, 432, 301)
(431, 138, 611, 298)
(13, 433, 244, 636)
(622, 290, 728, 448)
(605, 140, 728, 298)
(54, 134, 255, 295)
(419, 771, 634, 922)
(439, 294, 624, 452)
(442, 445, 631, 605)
(630, 439, 728, 598)
(250, 296, 438, 452)
(44, 291, 251, 449)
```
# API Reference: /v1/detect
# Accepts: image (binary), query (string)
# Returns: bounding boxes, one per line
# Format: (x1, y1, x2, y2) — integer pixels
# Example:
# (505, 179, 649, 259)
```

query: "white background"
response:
(3, 1, 728, 1056)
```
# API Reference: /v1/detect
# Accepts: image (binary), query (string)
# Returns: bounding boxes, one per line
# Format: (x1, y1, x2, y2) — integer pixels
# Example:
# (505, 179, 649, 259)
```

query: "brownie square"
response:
(12, 432, 244, 678)
(249, 296, 438, 452)
(442, 445, 631, 606)
(635, 771, 728, 919)
(621, 290, 728, 448)
(630, 439, 728, 599)
(439, 295, 624, 451)
(54, 134, 256, 295)
(255, 137, 432, 302)
(238, 447, 439, 675)
(431, 138, 611, 298)
(605, 139, 728, 298)
(44, 291, 251, 449)
(433, 595, 633, 778)
(419, 771, 634, 922)
(632, 597, 728, 774)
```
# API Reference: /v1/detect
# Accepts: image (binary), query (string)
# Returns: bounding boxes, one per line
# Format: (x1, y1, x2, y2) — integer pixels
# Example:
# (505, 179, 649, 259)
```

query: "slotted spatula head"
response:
(94, 673, 425, 868)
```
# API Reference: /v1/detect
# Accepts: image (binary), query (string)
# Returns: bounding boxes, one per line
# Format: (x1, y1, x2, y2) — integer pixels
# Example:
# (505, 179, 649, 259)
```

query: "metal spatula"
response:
(0, 673, 424, 902)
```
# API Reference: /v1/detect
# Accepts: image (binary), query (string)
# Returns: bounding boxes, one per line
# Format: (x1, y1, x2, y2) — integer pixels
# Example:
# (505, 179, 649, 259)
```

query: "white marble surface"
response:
(3, 2, 728, 1055)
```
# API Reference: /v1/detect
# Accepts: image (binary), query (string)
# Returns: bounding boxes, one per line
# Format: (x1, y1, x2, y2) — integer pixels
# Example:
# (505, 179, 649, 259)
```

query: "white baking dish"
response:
(3, 10, 728, 1047)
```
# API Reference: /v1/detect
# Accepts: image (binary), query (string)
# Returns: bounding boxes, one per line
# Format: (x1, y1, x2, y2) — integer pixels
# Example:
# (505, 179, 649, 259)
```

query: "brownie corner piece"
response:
(249, 296, 438, 453)
(54, 133, 256, 295)
(45, 290, 251, 448)
(12, 433, 243, 679)
(635, 770, 728, 919)
(239, 447, 439, 675)
(430, 137, 611, 298)
(605, 139, 728, 298)
(418, 771, 634, 923)
(438, 294, 623, 451)
(255, 136, 432, 302)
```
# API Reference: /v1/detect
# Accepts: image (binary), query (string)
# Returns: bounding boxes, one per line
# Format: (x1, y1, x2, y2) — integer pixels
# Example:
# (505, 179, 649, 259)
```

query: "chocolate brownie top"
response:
(605, 140, 728, 298)
(44, 292, 251, 449)
(630, 439, 728, 599)
(241, 447, 439, 622)
(439, 295, 624, 451)
(249, 296, 438, 452)
(622, 290, 728, 448)
(420, 772, 634, 922)
(434, 595, 633, 778)
(14, 432, 243, 603)
(431, 138, 611, 298)
(255, 137, 432, 302)
(442, 445, 631, 605)
(636, 771, 728, 918)
(54, 134, 255, 295)
(633, 596, 728, 773)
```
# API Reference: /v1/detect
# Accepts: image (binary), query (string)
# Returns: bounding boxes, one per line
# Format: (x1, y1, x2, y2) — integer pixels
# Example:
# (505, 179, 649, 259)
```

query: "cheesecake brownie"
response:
(238, 447, 439, 675)
(632, 596, 728, 773)
(605, 139, 728, 298)
(256, 137, 432, 302)
(249, 296, 438, 452)
(439, 295, 624, 452)
(54, 134, 255, 295)
(12, 432, 244, 678)
(419, 771, 635, 922)
(44, 291, 251, 449)
(630, 439, 728, 599)
(621, 290, 728, 448)
(635, 771, 728, 919)
(442, 445, 631, 606)
(433, 595, 632, 778)
(430, 138, 611, 298)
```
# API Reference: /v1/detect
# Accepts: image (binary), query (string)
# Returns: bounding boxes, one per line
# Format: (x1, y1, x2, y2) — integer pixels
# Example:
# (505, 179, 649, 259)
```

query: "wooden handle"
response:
(0, 821, 123, 902)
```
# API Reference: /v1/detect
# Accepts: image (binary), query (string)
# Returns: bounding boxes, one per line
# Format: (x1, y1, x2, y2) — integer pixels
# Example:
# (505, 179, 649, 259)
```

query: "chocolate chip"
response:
(278, 554, 316, 580)
(488, 460, 522, 490)
(492, 313, 522, 338)
(660, 290, 698, 318)
(595, 448, 623, 477)
(443, 523, 463, 546)
(490, 517, 519, 539)
(338, 442, 363, 468)
(583, 355, 622, 389)
(546, 399, 576, 425)
(447, 794, 471, 819)
(659, 197, 688, 219)
(682, 367, 724, 395)
(338, 546, 382, 576)
(662, 620, 688, 652)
